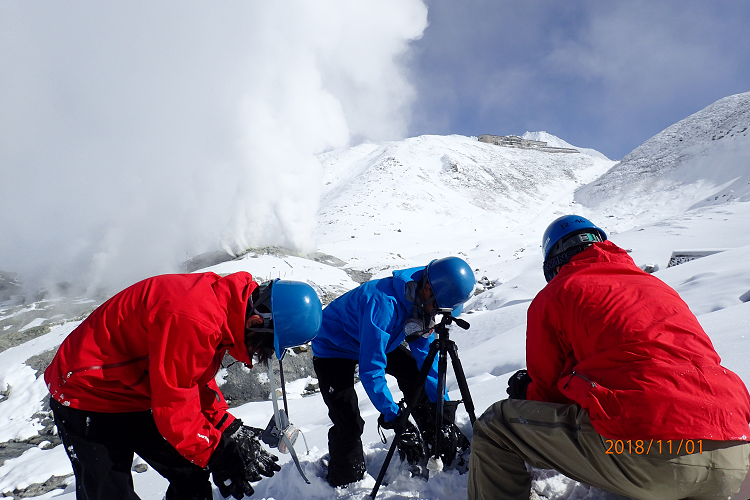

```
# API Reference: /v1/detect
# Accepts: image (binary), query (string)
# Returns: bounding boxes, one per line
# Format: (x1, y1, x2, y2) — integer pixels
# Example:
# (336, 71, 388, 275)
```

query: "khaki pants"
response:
(468, 399, 749, 500)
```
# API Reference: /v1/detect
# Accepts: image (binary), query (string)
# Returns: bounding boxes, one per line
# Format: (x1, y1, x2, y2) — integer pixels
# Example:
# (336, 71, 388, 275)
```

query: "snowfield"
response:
(2, 91, 750, 499)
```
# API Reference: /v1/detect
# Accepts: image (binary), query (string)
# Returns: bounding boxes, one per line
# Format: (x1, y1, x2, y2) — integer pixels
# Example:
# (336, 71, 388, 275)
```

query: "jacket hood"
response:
(391, 266, 426, 308)
(545, 240, 644, 289)
(568, 240, 633, 265)
(211, 272, 258, 365)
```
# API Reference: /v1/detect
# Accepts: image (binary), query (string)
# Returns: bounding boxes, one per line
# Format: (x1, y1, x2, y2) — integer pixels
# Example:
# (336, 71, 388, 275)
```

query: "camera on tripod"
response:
(435, 309, 470, 329)
(371, 309, 476, 498)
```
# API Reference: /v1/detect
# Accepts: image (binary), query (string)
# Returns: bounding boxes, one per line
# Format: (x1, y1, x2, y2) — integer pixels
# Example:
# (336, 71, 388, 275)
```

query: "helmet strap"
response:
(404, 278, 437, 342)
(418, 272, 437, 312)
(246, 281, 275, 333)
(543, 241, 597, 282)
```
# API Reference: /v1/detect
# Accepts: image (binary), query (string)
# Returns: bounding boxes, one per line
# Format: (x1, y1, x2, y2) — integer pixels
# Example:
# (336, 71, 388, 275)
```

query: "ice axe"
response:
(263, 356, 311, 483)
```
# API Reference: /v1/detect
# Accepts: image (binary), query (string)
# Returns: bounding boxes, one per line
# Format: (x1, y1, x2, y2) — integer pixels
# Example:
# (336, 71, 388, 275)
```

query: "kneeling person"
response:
(469, 215, 750, 500)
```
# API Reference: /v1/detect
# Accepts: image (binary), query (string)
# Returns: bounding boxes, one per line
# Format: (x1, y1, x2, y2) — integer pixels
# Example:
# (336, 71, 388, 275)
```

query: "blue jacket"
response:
(311, 267, 441, 421)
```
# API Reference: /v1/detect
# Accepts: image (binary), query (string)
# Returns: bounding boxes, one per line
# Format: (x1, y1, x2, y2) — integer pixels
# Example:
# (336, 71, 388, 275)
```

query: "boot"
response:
(325, 456, 366, 487)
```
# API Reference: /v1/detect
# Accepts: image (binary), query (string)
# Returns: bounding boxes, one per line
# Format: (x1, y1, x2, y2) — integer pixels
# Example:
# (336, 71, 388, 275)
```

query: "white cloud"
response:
(0, 0, 428, 294)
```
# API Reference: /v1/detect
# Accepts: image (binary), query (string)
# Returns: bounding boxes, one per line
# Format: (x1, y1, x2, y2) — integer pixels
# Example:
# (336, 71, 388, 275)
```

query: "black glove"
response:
(507, 369, 532, 400)
(230, 423, 281, 481)
(411, 401, 469, 466)
(209, 419, 281, 499)
(396, 420, 425, 465)
(209, 423, 254, 499)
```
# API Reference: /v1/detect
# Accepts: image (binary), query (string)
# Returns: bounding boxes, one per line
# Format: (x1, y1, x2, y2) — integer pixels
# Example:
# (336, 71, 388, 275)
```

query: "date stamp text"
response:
(604, 439, 703, 455)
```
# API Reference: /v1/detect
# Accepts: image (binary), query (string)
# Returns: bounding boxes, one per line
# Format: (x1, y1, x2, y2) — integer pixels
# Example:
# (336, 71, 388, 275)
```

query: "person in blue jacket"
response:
(312, 257, 475, 487)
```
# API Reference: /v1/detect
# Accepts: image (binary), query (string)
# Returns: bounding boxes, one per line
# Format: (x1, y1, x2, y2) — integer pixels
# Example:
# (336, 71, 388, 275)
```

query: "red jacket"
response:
(526, 241, 750, 441)
(45, 272, 257, 467)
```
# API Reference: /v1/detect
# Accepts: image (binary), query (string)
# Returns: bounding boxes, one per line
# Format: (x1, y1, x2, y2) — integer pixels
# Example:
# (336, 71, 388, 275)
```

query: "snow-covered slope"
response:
(3, 106, 750, 500)
(522, 130, 612, 160)
(576, 91, 750, 220)
(314, 133, 615, 278)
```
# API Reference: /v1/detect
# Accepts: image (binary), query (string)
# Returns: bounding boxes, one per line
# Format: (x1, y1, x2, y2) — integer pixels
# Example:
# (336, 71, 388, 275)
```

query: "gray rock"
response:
(184, 250, 235, 273)
(25, 349, 58, 378)
(3, 474, 72, 498)
(342, 268, 372, 285)
(219, 346, 317, 407)
(0, 326, 51, 354)
(0, 394, 61, 468)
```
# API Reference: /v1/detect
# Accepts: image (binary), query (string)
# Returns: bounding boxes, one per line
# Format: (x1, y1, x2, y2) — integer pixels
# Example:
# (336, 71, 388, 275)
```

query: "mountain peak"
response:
(576, 91, 750, 213)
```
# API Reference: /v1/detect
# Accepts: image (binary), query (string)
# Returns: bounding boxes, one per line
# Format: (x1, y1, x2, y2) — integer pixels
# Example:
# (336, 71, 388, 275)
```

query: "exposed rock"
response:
(184, 250, 235, 272)
(667, 249, 726, 267)
(0, 441, 32, 468)
(309, 252, 347, 268)
(25, 349, 58, 378)
(474, 276, 496, 294)
(0, 326, 51, 354)
(219, 347, 316, 407)
(302, 382, 320, 396)
(2, 474, 72, 498)
(639, 263, 660, 273)
(0, 394, 63, 469)
(342, 268, 372, 284)
(0, 303, 96, 354)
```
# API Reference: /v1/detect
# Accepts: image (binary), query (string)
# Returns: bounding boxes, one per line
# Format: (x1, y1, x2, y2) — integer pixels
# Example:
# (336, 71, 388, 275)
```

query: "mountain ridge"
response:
(576, 91, 750, 215)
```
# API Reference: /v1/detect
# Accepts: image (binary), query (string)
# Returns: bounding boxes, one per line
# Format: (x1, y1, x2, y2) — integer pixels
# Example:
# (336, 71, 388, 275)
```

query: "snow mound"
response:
(522, 131, 611, 160)
(575, 92, 750, 217)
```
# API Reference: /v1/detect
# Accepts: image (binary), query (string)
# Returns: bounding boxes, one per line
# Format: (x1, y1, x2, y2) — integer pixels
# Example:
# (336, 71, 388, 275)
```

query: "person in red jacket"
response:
(45, 272, 322, 500)
(468, 215, 750, 500)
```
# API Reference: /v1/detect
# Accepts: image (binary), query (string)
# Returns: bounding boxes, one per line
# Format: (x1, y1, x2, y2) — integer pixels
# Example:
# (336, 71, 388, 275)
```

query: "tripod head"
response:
(434, 310, 470, 333)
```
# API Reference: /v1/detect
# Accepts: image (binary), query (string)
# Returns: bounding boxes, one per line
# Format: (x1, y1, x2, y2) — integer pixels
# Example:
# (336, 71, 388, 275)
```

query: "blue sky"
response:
(408, 1, 750, 159)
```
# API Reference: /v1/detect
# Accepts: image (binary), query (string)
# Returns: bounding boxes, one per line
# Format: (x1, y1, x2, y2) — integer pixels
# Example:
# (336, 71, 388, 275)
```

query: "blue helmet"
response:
(541, 215, 607, 282)
(251, 279, 322, 360)
(425, 256, 475, 311)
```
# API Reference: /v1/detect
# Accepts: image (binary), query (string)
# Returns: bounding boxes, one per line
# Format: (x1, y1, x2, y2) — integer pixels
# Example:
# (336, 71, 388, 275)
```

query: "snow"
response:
(314, 134, 616, 276)
(202, 253, 361, 301)
(576, 91, 750, 217)
(697, 302, 750, 383)
(0, 321, 81, 442)
(0, 446, 72, 493)
(2, 92, 750, 499)
(522, 131, 612, 161)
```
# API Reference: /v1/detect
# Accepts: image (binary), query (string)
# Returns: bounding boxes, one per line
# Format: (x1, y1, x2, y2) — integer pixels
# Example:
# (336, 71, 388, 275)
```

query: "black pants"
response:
(313, 344, 429, 469)
(51, 399, 211, 500)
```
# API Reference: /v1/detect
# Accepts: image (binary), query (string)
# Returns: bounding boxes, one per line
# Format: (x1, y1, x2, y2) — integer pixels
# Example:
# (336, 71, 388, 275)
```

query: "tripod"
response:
(370, 313, 477, 499)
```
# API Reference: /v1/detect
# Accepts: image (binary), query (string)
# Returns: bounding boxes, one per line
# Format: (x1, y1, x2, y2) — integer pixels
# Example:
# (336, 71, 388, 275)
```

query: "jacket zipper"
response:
(65, 355, 150, 378)
(563, 370, 597, 389)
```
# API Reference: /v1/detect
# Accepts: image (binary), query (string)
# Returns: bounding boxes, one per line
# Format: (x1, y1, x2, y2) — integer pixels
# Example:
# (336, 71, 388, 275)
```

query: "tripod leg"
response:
(370, 436, 399, 499)
(433, 341, 448, 464)
(370, 341, 440, 499)
(447, 341, 477, 425)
